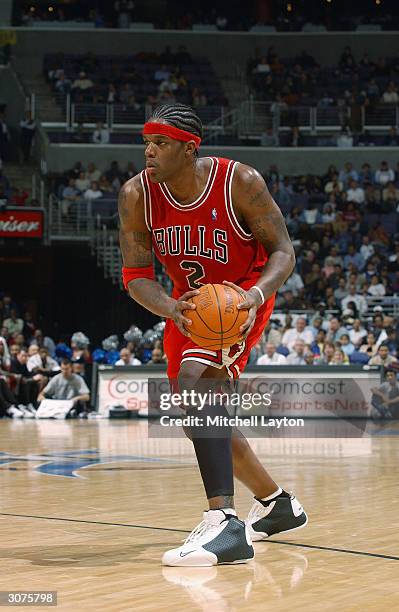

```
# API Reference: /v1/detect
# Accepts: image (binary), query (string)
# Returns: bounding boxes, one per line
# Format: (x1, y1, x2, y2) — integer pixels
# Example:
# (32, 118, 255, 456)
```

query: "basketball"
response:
(184, 283, 248, 349)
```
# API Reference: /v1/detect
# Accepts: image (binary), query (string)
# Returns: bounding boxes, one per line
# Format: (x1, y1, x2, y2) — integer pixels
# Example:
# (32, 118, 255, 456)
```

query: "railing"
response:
(48, 194, 118, 241)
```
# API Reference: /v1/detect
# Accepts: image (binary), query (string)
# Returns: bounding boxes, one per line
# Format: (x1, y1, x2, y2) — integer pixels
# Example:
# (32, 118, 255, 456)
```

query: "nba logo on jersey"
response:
(212, 208, 217, 220)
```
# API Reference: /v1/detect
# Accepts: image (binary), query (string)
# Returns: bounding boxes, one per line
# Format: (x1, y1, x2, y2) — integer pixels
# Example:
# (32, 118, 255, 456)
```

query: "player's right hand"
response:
(172, 289, 200, 337)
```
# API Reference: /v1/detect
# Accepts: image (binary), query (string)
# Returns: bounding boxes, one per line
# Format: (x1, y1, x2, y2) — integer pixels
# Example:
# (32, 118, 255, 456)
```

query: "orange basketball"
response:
(184, 283, 248, 350)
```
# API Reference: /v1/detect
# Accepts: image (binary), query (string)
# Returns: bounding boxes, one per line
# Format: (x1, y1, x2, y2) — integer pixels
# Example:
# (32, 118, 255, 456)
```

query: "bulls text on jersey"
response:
(152, 224, 228, 264)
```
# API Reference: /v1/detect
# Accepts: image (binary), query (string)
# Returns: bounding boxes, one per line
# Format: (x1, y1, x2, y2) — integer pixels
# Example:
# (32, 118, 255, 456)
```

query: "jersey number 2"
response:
(180, 261, 205, 290)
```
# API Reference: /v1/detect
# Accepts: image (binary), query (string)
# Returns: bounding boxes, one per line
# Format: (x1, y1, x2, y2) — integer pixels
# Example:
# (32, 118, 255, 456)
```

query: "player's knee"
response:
(177, 361, 204, 393)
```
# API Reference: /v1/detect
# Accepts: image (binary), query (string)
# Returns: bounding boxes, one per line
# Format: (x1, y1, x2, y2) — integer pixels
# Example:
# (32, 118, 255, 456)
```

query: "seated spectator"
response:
(38, 358, 90, 413)
(371, 370, 399, 418)
(382, 82, 399, 104)
(358, 163, 373, 185)
(280, 270, 304, 296)
(260, 127, 279, 147)
(300, 202, 322, 225)
(329, 348, 349, 365)
(75, 171, 90, 192)
(375, 161, 395, 186)
(92, 122, 110, 145)
(369, 344, 398, 368)
(72, 71, 94, 92)
(384, 127, 399, 147)
(286, 339, 308, 365)
(86, 162, 101, 182)
(338, 334, 355, 356)
(256, 342, 287, 365)
(10, 349, 40, 409)
(382, 181, 399, 207)
(27, 346, 60, 378)
(263, 321, 283, 348)
(310, 329, 326, 356)
(154, 64, 170, 82)
(324, 173, 343, 194)
(367, 275, 386, 297)
(360, 235, 374, 261)
(339, 162, 359, 186)
(115, 347, 141, 366)
(343, 245, 365, 271)
(315, 341, 335, 365)
(30, 329, 56, 356)
(360, 332, 378, 357)
(349, 319, 368, 347)
(334, 277, 349, 301)
(337, 128, 353, 148)
(84, 181, 103, 201)
(2, 309, 24, 338)
(55, 73, 71, 94)
(346, 179, 365, 204)
(61, 178, 81, 216)
(147, 347, 166, 365)
(281, 317, 314, 350)
(120, 83, 135, 104)
(322, 204, 336, 224)
(0, 376, 33, 418)
(326, 317, 347, 343)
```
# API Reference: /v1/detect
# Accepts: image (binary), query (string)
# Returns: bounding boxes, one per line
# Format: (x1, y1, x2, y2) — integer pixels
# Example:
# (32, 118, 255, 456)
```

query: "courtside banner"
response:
(0, 208, 44, 238)
(96, 365, 382, 423)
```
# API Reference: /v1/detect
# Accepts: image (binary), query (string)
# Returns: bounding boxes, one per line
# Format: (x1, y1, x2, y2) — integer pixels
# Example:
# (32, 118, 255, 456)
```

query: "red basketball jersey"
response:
(141, 157, 271, 301)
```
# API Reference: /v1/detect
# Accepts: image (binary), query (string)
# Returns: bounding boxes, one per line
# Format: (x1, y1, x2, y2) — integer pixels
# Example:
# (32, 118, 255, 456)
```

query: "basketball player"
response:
(119, 104, 307, 566)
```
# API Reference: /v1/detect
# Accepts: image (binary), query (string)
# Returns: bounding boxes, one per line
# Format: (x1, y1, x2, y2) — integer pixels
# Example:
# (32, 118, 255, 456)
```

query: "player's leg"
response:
(162, 360, 254, 566)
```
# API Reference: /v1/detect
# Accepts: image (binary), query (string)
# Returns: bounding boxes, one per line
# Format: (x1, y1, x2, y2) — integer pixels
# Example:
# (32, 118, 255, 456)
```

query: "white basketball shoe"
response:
(162, 509, 254, 567)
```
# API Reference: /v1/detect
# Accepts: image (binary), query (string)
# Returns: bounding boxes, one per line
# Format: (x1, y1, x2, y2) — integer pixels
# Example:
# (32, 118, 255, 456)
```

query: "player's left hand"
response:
(223, 280, 262, 340)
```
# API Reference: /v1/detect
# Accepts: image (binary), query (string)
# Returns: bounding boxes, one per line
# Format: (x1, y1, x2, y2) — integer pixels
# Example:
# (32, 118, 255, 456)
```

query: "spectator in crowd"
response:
(2, 309, 24, 338)
(30, 329, 56, 356)
(147, 347, 166, 365)
(115, 347, 142, 366)
(336, 128, 353, 148)
(329, 348, 349, 365)
(256, 343, 287, 365)
(75, 171, 90, 192)
(360, 332, 378, 357)
(27, 346, 60, 379)
(367, 275, 386, 297)
(38, 358, 90, 412)
(84, 181, 103, 201)
(369, 344, 398, 368)
(260, 127, 279, 147)
(92, 122, 110, 145)
(280, 270, 304, 296)
(371, 370, 399, 418)
(281, 317, 314, 350)
(55, 72, 71, 94)
(310, 329, 326, 356)
(61, 178, 81, 216)
(286, 339, 308, 365)
(339, 162, 359, 186)
(341, 285, 368, 315)
(349, 319, 368, 347)
(86, 162, 101, 182)
(72, 71, 94, 92)
(10, 349, 40, 409)
(382, 82, 399, 104)
(360, 236, 374, 261)
(338, 334, 355, 357)
(375, 161, 395, 186)
(384, 127, 399, 147)
(326, 318, 347, 343)
(346, 179, 364, 204)
(19, 111, 36, 162)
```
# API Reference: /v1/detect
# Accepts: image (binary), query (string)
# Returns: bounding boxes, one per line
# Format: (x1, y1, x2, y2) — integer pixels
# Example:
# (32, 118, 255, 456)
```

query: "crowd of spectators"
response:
(15, 1, 399, 32)
(45, 48, 220, 116)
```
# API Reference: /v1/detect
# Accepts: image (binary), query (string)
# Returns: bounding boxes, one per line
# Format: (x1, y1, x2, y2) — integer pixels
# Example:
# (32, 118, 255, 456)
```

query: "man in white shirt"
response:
(280, 271, 304, 296)
(84, 181, 103, 201)
(281, 318, 314, 350)
(92, 122, 110, 145)
(367, 275, 386, 296)
(341, 286, 368, 315)
(27, 347, 60, 375)
(346, 179, 365, 204)
(349, 319, 367, 347)
(115, 347, 142, 366)
(360, 236, 374, 261)
(256, 343, 287, 366)
(375, 161, 395, 186)
(286, 339, 307, 365)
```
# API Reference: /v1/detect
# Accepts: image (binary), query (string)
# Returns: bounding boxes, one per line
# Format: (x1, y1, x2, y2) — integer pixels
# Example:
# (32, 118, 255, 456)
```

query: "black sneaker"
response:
(246, 493, 308, 541)
(162, 510, 255, 566)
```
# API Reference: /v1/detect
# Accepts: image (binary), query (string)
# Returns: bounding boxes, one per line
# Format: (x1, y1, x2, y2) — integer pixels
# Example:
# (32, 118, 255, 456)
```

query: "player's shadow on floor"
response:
(0, 542, 178, 567)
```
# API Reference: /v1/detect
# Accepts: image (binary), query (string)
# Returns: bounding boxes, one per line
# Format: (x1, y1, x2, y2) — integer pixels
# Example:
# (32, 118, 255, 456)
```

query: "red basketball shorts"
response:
(164, 296, 275, 380)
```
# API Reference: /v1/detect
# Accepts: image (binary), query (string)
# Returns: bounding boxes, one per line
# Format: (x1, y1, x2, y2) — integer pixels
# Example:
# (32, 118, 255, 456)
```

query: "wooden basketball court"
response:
(0, 419, 398, 611)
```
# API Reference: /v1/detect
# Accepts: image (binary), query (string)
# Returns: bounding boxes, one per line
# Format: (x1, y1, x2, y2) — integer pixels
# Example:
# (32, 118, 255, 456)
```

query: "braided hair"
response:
(150, 103, 203, 157)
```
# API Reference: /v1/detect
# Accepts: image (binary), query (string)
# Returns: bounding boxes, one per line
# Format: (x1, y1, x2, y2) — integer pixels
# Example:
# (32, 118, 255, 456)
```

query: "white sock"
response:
(208, 508, 237, 516)
(261, 487, 282, 502)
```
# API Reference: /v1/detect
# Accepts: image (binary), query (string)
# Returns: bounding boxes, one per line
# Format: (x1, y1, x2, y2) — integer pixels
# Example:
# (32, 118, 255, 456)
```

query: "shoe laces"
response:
(247, 500, 268, 524)
(183, 514, 221, 545)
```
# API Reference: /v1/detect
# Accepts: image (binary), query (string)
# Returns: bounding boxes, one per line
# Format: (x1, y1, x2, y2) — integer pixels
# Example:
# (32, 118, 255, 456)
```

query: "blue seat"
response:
(349, 351, 370, 364)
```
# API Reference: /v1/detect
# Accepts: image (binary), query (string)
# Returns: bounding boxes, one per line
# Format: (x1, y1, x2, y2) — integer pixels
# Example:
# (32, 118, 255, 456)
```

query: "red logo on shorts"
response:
(228, 344, 241, 358)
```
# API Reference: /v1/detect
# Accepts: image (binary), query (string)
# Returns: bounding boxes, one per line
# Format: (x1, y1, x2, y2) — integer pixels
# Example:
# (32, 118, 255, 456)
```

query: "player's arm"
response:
(234, 163, 295, 298)
(225, 164, 295, 337)
(118, 177, 198, 335)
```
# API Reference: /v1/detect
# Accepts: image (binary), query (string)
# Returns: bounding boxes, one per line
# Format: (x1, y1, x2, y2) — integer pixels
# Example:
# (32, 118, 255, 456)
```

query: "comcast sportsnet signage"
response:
(0, 208, 44, 239)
